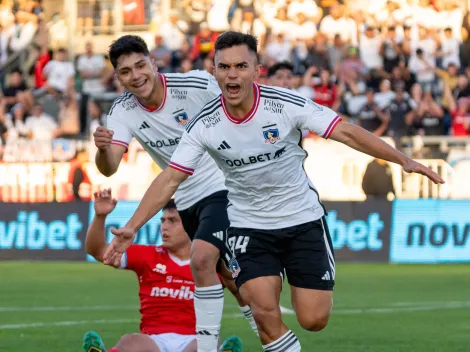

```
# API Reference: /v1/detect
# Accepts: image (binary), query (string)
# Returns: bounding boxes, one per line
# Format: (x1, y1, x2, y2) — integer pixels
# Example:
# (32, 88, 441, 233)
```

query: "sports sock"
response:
(239, 305, 259, 336)
(194, 284, 224, 352)
(262, 330, 301, 352)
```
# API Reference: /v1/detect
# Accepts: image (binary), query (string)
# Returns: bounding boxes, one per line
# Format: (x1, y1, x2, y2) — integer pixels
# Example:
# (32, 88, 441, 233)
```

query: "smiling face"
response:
(115, 52, 158, 100)
(214, 44, 260, 107)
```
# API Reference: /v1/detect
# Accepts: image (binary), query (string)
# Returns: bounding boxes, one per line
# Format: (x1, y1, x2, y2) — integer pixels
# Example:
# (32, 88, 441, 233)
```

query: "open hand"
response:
(103, 226, 136, 267)
(94, 188, 117, 216)
(402, 160, 445, 184)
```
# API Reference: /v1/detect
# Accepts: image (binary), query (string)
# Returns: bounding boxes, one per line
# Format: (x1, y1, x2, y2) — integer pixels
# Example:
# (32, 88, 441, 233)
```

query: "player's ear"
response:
(150, 56, 158, 73)
(253, 63, 262, 81)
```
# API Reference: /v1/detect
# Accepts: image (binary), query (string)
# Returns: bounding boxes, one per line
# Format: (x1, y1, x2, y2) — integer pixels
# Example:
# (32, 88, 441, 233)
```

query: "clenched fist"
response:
(93, 126, 114, 150)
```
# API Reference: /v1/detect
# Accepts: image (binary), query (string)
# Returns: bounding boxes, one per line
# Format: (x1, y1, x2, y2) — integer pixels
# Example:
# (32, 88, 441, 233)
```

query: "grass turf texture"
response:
(0, 262, 469, 352)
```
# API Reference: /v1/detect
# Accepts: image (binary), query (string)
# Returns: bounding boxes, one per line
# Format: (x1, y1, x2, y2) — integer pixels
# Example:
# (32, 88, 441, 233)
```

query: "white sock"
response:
(239, 305, 259, 336)
(194, 284, 224, 352)
(263, 330, 301, 352)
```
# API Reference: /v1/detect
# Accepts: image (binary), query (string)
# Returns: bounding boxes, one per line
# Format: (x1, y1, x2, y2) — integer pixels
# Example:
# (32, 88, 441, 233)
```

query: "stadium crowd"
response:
(1, 0, 470, 158)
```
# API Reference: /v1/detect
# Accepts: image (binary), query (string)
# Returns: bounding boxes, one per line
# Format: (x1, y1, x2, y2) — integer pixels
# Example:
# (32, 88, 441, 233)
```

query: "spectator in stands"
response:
(438, 28, 460, 69)
(57, 78, 80, 137)
(5, 104, 28, 140)
(303, 32, 330, 72)
(311, 68, 340, 110)
(320, 3, 357, 47)
(386, 85, 416, 139)
(268, 61, 294, 89)
(0, 99, 8, 145)
(415, 27, 437, 65)
(381, 26, 401, 72)
(150, 34, 171, 73)
(408, 48, 435, 92)
(2, 70, 31, 112)
(159, 9, 189, 68)
(328, 34, 346, 74)
(410, 90, 444, 135)
(182, 0, 210, 35)
(189, 22, 218, 68)
(34, 45, 51, 89)
(77, 42, 106, 133)
(24, 103, 60, 140)
(67, 149, 91, 202)
(361, 158, 395, 200)
(269, 7, 295, 37)
(206, 0, 231, 33)
(447, 93, 470, 136)
(360, 25, 383, 74)
(288, 0, 323, 25)
(9, 11, 37, 53)
(358, 88, 390, 136)
(233, 9, 266, 48)
(38, 48, 75, 98)
(265, 33, 292, 64)
(389, 62, 413, 92)
(180, 58, 194, 73)
(337, 46, 368, 83)
(0, 23, 10, 67)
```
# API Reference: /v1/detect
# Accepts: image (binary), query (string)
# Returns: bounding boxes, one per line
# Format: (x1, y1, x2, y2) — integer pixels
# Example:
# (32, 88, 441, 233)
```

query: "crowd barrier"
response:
(1, 200, 468, 263)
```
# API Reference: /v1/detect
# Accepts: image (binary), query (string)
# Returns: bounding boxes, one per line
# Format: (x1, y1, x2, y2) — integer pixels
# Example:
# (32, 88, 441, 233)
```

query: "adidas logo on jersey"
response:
(212, 231, 224, 240)
(139, 121, 150, 130)
(217, 141, 231, 150)
(322, 271, 331, 280)
(150, 285, 194, 300)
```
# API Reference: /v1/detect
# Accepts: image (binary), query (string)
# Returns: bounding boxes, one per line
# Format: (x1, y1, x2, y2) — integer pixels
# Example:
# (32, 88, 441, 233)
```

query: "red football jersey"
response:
(124, 245, 195, 335)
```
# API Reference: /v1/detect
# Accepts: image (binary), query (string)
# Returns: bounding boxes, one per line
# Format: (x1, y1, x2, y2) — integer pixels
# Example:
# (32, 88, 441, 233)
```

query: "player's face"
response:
(214, 45, 261, 107)
(269, 69, 293, 89)
(160, 209, 189, 250)
(115, 52, 157, 100)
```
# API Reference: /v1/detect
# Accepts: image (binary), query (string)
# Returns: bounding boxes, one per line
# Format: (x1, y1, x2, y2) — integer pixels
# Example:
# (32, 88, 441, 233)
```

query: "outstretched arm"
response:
(86, 189, 117, 263)
(329, 121, 444, 184)
(103, 167, 189, 266)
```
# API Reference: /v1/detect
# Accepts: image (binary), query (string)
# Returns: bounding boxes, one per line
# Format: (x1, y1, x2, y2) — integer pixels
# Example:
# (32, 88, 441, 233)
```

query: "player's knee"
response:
(190, 246, 218, 274)
(115, 334, 152, 352)
(298, 311, 330, 332)
(250, 304, 280, 331)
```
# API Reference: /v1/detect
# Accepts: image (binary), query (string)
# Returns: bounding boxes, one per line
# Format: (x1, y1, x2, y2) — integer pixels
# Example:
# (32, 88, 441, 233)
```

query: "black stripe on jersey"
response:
(185, 96, 221, 132)
(166, 79, 208, 85)
(166, 76, 208, 83)
(260, 93, 304, 107)
(108, 91, 132, 116)
(166, 84, 208, 89)
(186, 101, 222, 133)
(297, 128, 327, 215)
(260, 86, 306, 104)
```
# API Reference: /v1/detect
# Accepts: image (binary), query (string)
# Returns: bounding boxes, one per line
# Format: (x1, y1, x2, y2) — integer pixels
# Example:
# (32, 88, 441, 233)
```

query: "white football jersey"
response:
(170, 84, 342, 229)
(107, 70, 226, 210)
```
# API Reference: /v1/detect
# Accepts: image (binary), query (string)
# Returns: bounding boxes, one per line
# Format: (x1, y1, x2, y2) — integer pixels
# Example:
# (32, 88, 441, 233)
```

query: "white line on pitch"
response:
(1, 302, 470, 330)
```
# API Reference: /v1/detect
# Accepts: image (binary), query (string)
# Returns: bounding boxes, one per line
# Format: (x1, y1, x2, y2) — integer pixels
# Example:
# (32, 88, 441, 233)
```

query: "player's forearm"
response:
(126, 168, 185, 232)
(330, 122, 410, 166)
(85, 214, 108, 262)
(95, 148, 119, 177)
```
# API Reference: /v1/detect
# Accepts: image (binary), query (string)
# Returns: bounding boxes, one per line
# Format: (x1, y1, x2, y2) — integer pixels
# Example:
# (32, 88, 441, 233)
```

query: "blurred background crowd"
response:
(0, 0, 469, 202)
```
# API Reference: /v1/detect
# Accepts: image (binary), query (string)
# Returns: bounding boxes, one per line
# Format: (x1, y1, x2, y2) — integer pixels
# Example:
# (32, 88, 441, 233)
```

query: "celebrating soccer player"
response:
(104, 32, 444, 352)
(83, 189, 242, 352)
(93, 35, 258, 352)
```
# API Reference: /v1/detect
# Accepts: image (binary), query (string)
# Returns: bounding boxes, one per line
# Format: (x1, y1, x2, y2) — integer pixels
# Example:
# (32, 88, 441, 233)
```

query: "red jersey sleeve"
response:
(124, 245, 155, 275)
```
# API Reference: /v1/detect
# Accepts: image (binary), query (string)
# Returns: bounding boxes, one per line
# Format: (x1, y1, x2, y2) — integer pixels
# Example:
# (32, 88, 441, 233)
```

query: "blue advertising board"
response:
(390, 200, 470, 263)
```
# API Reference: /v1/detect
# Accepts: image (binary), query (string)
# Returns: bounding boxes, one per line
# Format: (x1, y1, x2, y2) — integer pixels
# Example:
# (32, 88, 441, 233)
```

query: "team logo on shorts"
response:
(173, 109, 189, 125)
(262, 124, 281, 144)
(229, 257, 241, 278)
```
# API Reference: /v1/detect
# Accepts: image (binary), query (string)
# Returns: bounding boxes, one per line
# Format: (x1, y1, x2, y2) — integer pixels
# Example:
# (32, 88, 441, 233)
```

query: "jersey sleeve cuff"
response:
(111, 139, 129, 152)
(169, 161, 195, 175)
(322, 116, 342, 139)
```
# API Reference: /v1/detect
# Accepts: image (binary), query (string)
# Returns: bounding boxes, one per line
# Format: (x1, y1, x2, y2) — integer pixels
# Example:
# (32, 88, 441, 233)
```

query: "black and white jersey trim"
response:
(185, 96, 222, 132)
(108, 91, 132, 116)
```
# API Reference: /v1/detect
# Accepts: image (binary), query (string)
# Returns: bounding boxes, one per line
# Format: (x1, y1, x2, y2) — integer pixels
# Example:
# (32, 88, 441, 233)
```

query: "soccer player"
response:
(83, 189, 242, 352)
(104, 32, 444, 351)
(267, 61, 294, 89)
(93, 35, 257, 351)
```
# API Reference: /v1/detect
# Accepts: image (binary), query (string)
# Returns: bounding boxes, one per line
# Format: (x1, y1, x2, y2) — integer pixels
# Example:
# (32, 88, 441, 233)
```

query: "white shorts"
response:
(149, 333, 196, 352)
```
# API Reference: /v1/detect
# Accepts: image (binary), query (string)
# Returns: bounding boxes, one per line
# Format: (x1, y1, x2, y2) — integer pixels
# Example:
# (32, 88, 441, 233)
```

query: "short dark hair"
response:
(214, 31, 258, 58)
(109, 35, 150, 68)
(268, 61, 294, 77)
(163, 199, 177, 211)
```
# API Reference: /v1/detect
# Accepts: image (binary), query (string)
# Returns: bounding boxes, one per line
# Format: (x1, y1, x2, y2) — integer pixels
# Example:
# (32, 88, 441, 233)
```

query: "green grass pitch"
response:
(0, 262, 469, 352)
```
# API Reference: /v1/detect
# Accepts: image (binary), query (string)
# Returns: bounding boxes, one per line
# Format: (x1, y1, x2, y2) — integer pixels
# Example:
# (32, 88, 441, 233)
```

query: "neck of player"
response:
(140, 74, 165, 109)
(168, 244, 191, 262)
(225, 84, 255, 120)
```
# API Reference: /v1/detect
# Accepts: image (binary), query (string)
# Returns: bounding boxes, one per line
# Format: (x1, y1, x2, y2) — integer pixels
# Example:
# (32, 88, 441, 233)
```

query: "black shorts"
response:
(227, 217, 335, 290)
(178, 191, 235, 268)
